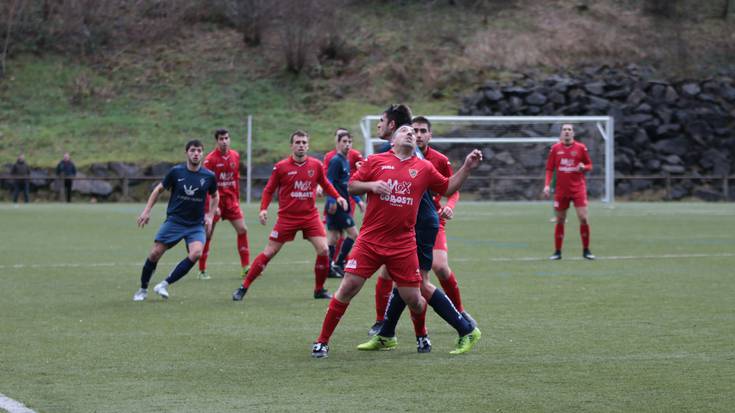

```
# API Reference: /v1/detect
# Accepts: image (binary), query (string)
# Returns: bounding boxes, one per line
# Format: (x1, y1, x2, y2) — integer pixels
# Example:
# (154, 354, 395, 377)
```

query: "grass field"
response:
(1, 202, 734, 412)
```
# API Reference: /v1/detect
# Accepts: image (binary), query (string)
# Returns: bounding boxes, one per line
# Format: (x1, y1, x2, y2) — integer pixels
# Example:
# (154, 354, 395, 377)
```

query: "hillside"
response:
(1, 0, 733, 167)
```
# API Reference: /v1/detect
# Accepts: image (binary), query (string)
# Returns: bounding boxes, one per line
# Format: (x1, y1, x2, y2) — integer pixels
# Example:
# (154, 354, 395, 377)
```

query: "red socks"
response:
(375, 276, 393, 322)
(439, 272, 464, 313)
(243, 253, 271, 288)
(237, 233, 250, 268)
(315, 254, 329, 291)
(317, 298, 349, 344)
(410, 306, 427, 337)
(580, 223, 590, 249)
(554, 223, 565, 251)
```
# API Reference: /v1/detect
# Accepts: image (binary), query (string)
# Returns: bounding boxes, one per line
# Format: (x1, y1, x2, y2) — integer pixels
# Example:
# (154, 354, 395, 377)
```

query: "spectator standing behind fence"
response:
(11, 154, 31, 203)
(56, 152, 76, 202)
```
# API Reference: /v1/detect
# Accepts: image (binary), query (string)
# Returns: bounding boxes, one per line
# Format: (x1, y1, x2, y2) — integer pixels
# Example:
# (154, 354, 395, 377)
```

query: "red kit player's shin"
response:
(317, 297, 349, 344)
(554, 223, 565, 251)
(243, 253, 271, 288)
(580, 223, 590, 250)
(237, 233, 250, 268)
(439, 272, 464, 313)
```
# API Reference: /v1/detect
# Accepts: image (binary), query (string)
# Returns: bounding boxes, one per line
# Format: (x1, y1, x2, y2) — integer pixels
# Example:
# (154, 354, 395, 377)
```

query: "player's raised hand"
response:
(439, 206, 454, 220)
(371, 180, 391, 196)
(336, 196, 348, 211)
(258, 210, 268, 225)
(137, 210, 150, 228)
(464, 149, 483, 169)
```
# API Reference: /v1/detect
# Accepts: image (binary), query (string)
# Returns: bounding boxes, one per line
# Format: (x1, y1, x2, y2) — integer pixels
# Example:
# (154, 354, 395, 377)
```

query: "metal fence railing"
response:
(1, 174, 734, 202)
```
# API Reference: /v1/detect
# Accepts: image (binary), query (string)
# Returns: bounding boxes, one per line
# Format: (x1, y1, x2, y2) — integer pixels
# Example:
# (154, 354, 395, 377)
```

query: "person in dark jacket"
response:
(11, 154, 31, 203)
(56, 152, 77, 202)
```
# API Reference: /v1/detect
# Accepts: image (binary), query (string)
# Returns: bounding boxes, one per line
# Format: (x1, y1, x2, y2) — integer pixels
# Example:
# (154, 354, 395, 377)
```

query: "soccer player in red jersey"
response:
(197, 129, 250, 280)
(413, 116, 468, 315)
(543, 123, 595, 260)
(232, 130, 348, 301)
(311, 125, 483, 358)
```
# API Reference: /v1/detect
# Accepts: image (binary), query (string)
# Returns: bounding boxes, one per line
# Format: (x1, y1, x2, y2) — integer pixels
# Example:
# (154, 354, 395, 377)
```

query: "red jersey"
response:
(351, 152, 449, 249)
(423, 146, 459, 212)
(261, 156, 340, 218)
(203, 149, 241, 202)
(545, 141, 592, 194)
(323, 148, 363, 176)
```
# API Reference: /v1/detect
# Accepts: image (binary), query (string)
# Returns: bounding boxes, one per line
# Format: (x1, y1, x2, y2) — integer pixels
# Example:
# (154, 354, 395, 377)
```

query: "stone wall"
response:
(458, 65, 735, 200)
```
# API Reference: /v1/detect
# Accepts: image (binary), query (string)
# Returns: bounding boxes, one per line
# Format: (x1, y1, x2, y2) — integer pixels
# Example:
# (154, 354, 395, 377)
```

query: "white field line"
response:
(0, 394, 36, 413)
(1, 252, 733, 270)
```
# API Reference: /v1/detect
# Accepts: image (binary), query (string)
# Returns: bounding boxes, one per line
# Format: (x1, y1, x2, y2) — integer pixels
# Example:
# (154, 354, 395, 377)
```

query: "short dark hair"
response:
(336, 131, 352, 142)
(412, 116, 432, 131)
(290, 130, 309, 143)
(335, 127, 348, 135)
(384, 104, 412, 130)
(186, 139, 203, 151)
(214, 128, 229, 139)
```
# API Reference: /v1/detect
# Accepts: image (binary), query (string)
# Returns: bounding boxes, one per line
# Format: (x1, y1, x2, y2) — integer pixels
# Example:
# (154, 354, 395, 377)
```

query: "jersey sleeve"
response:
(161, 168, 175, 190)
(207, 174, 217, 195)
(318, 162, 341, 199)
(350, 157, 374, 183)
(426, 162, 449, 195)
(260, 164, 279, 210)
(581, 145, 593, 172)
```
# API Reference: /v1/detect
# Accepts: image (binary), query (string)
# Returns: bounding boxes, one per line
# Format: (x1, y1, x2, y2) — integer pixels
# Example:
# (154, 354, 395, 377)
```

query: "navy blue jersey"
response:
(327, 152, 351, 213)
(161, 164, 217, 226)
(374, 140, 439, 230)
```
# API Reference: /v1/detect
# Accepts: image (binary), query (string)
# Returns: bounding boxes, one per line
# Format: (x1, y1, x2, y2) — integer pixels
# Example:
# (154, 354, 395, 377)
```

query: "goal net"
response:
(358, 116, 615, 204)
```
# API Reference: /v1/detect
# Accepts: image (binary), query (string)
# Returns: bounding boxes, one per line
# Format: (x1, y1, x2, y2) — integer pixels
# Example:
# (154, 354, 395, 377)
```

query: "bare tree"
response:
(225, 0, 274, 47)
(1, 0, 27, 79)
(275, 0, 338, 73)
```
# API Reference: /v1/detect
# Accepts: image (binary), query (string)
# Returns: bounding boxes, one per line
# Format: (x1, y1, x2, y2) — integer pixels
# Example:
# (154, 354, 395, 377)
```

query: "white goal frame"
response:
(359, 115, 615, 204)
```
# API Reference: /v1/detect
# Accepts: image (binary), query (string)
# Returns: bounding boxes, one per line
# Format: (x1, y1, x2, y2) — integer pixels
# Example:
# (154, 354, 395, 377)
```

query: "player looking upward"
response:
(232, 130, 348, 301)
(311, 125, 483, 358)
(133, 140, 218, 301)
(358, 115, 478, 353)
(543, 123, 595, 260)
(197, 128, 250, 280)
(325, 131, 359, 277)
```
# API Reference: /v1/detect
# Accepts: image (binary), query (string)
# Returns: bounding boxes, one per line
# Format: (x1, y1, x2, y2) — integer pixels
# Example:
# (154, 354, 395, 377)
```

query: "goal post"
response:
(359, 115, 615, 204)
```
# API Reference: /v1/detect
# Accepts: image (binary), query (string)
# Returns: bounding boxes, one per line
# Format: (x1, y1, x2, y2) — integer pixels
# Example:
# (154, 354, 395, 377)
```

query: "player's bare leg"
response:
(198, 218, 218, 279)
(307, 236, 332, 299)
(550, 208, 568, 260)
(229, 217, 251, 276)
(233, 239, 283, 301)
(575, 206, 594, 259)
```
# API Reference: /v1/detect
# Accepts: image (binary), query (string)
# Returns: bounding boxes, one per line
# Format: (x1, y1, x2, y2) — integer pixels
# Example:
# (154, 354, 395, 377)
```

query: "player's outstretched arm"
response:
(445, 149, 483, 196)
(137, 183, 165, 228)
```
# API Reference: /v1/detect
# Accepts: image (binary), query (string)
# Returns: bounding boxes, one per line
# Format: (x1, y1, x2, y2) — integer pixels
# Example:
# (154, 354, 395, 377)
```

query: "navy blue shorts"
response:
(326, 209, 355, 231)
(155, 220, 206, 247)
(415, 226, 438, 271)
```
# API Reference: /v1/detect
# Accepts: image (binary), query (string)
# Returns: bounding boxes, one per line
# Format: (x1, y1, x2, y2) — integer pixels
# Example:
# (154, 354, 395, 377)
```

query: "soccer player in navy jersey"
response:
(325, 131, 359, 277)
(232, 130, 348, 301)
(311, 125, 483, 358)
(133, 139, 219, 301)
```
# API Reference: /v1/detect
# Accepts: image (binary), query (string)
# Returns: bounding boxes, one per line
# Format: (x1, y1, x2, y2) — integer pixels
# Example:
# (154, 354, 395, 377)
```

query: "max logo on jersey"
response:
(183, 185, 199, 196)
(379, 179, 413, 206)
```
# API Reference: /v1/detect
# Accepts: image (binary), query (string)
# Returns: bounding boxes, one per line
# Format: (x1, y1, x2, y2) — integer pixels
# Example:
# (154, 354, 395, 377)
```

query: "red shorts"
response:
(205, 196, 243, 221)
(554, 191, 588, 210)
(434, 220, 448, 251)
(344, 240, 421, 288)
(270, 213, 326, 243)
